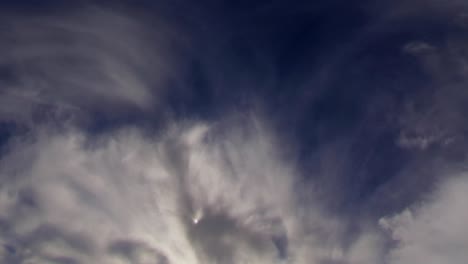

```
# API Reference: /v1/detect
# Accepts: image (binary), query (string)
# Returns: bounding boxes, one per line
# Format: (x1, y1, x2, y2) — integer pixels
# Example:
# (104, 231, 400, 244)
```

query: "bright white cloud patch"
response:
(380, 174, 468, 264)
(0, 118, 386, 264)
(0, 122, 284, 263)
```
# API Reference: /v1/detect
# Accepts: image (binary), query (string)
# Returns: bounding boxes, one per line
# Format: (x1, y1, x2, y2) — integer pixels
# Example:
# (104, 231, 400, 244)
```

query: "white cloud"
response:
(0, 116, 389, 264)
(0, 6, 181, 124)
(0, 6, 392, 262)
(0, 118, 283, 263)
(380, 174, 468, 264)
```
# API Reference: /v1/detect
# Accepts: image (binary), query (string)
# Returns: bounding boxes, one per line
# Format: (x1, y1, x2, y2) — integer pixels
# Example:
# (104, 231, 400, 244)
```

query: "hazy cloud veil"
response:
(0, 1, 468, 264)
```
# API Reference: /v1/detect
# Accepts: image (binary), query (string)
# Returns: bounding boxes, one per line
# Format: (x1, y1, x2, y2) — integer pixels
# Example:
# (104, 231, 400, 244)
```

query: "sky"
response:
(0, 0, 468, 263)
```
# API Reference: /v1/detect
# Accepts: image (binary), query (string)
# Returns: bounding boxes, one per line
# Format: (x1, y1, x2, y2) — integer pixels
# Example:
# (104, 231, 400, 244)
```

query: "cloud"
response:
(0, 114, 387, 264)
(395, 30, 468, 151)
(0, 6, 182, 125)
(0, 5, 390, 263)
(2, 2, 466, 264)
(380, 174, 468, 264)
(0, 117, 287, 263)
(403, 42, 437, 55)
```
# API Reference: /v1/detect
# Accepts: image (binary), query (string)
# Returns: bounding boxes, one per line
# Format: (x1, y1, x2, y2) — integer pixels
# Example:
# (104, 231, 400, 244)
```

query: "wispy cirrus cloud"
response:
(0, 6, 183, 125)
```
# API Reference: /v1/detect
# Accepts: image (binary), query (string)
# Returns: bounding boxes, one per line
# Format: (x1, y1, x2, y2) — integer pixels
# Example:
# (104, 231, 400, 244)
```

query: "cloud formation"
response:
(0, 6, 181, 125)
(1, 1, 468, 264)
(0, 115, 388, 264)
(381, 174, 468, 264)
